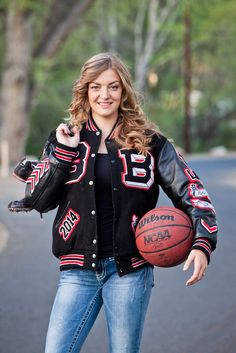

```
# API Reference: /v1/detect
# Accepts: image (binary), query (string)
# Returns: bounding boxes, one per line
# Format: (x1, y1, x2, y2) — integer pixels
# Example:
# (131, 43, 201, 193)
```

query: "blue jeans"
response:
(44, 258, 154, 353)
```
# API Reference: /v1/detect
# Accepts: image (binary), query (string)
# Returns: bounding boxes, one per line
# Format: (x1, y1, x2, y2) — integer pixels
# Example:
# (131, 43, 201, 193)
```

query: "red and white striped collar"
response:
(85, 112, 121, 140)
(86, 113, 99, 132)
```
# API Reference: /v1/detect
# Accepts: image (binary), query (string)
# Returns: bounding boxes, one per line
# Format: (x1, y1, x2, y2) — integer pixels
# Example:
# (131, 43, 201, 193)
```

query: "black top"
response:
(94, 153, 114, 258)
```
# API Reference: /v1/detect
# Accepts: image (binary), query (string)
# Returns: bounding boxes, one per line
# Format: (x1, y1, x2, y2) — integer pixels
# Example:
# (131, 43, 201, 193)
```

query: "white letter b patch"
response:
(118, 150, 154, 189)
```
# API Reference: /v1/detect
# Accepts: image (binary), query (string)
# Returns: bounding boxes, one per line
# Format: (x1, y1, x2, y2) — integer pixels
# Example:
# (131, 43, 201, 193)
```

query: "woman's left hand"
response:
(183, 249, 208, 286)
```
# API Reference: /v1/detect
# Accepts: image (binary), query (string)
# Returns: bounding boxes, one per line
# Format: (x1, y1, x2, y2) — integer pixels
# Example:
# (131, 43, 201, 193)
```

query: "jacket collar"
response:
(85, 111, 121, 141)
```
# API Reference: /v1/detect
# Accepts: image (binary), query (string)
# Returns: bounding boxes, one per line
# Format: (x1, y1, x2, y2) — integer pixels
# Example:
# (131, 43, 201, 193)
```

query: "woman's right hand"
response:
(56, 123, 80, 148)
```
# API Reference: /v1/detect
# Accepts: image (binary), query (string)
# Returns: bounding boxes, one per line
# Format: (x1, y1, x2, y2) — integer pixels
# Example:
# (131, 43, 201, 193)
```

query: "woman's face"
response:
(88, 68, 122, 122)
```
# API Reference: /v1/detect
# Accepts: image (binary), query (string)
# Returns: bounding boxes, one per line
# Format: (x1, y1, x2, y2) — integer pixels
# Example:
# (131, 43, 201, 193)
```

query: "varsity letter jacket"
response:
(24, 116, 218, 276)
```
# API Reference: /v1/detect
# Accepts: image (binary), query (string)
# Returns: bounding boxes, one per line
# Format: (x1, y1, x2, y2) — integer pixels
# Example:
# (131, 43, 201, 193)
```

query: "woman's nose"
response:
(100, 87, 109, 99)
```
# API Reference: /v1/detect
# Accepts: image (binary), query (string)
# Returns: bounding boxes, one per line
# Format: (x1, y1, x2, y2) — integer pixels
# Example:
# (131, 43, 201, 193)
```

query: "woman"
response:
(9, 53, 217, 353)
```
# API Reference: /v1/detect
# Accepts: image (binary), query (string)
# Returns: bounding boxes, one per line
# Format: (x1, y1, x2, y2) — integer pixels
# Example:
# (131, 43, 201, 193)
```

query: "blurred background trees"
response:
(0, 0, 235, 162)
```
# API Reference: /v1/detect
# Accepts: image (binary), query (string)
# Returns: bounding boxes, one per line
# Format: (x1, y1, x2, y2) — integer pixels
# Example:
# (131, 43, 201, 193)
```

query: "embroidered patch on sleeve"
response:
(200, 219, 218, 233)
(191, 199, 216, 213)
(184, 168, 200, 182)
(188, 183, 210, 200)
(26, 158, 50, 193)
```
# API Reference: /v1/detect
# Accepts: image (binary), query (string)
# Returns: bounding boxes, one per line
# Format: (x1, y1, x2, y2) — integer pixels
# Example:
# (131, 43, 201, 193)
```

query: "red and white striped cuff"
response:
(192, 237, 212, 263)
(53, 142, 78, 164)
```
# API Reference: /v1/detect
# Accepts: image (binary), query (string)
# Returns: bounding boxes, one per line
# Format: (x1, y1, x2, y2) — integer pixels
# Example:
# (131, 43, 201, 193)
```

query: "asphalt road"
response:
(0, 155, 235, 353)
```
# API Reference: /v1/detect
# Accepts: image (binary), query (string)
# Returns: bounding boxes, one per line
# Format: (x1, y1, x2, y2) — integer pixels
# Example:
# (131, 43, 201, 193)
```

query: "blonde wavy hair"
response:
(68, 52, 160, 154)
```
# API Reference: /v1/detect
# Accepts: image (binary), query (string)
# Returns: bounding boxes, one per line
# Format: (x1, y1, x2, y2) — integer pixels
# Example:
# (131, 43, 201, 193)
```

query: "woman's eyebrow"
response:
(108, 81, 121, 85)
(90, 80, 121, 85)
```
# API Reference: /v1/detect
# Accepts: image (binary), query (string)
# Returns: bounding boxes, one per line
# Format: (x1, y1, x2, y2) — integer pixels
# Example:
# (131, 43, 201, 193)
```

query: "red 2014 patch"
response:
(59, 208, 80, 242)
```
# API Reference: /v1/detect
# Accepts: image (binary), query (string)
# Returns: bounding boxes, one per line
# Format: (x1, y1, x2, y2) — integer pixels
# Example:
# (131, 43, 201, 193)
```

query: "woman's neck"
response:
(92, 114, 118, 139)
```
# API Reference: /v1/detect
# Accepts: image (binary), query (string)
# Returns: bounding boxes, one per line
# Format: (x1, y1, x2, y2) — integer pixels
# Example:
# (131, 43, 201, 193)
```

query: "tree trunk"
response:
(0, 5, 32, 164)
(0, 0, 95, 164)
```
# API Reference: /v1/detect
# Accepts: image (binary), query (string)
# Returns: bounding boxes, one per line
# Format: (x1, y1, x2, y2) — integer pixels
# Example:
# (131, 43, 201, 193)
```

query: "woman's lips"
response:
(98, 102, 112, 108)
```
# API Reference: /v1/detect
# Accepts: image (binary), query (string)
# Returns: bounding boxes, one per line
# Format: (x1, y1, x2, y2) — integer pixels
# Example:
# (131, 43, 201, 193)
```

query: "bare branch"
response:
(134, 0, 180, 90)
(107, 14, 118, 52)
(135, 0, 158, 90)
(98, 0, 118, 52)
(33, 0, 70, 56)
(154, 0, 179, 45)
(142, 0, 158, 69)
(134, 1, 148, 68)
(33, 0, 95, 59)
(155, 2, 180, 52)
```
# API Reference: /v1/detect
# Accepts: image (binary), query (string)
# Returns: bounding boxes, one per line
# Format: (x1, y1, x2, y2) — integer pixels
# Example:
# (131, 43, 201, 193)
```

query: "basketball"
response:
(135, 206, 193, 267)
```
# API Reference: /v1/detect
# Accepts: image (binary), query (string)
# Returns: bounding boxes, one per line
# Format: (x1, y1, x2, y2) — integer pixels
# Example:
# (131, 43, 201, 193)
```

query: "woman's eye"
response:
(110, 85, 119, 90)
(90, 86, 99, 90)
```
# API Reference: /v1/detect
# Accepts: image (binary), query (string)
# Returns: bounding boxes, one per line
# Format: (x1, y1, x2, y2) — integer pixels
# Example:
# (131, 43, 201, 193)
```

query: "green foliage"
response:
(0, 14, 5, 71)
(27, 57, 75, 154)
(0, 0, 11, 9)
(189, 0, 236, 151)
(0, 0, 44, 13)
(1, 0, 235, 154)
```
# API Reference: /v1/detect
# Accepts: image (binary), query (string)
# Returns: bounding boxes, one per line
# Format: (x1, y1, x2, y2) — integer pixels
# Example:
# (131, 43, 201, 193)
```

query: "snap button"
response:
(91, 210, 96, 215)
(93, 239, 97, 244)
(113, 187, 118, 191)
(92, 263, 96, 268)
(89, 180, 94, 185)
(92, 254, 96, 258)
(111, 159, 116, 164)
(91, 153, 96, 157)
(96, 131, 100, 136)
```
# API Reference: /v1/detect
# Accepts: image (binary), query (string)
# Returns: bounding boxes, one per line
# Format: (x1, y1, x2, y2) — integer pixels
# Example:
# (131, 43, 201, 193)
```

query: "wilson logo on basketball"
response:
(138, 214, 174, 229)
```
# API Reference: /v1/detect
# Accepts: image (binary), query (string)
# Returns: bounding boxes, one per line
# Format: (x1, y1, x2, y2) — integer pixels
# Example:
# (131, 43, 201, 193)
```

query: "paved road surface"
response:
(0, 155, 235, 353)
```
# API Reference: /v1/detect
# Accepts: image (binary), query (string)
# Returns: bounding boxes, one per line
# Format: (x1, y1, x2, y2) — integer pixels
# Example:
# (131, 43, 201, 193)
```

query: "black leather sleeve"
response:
(25, 153, 70, 213)
(24, 132, 77, 213)
(157, 140, 217, 251)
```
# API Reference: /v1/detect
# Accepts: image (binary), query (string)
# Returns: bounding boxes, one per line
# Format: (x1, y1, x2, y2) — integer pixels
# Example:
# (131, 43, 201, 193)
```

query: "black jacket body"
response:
(25, 116, 218, 276)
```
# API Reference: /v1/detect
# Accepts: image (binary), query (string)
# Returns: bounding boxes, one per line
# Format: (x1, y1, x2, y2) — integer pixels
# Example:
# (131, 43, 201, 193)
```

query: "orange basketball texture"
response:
(135, 207, 194, 267)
